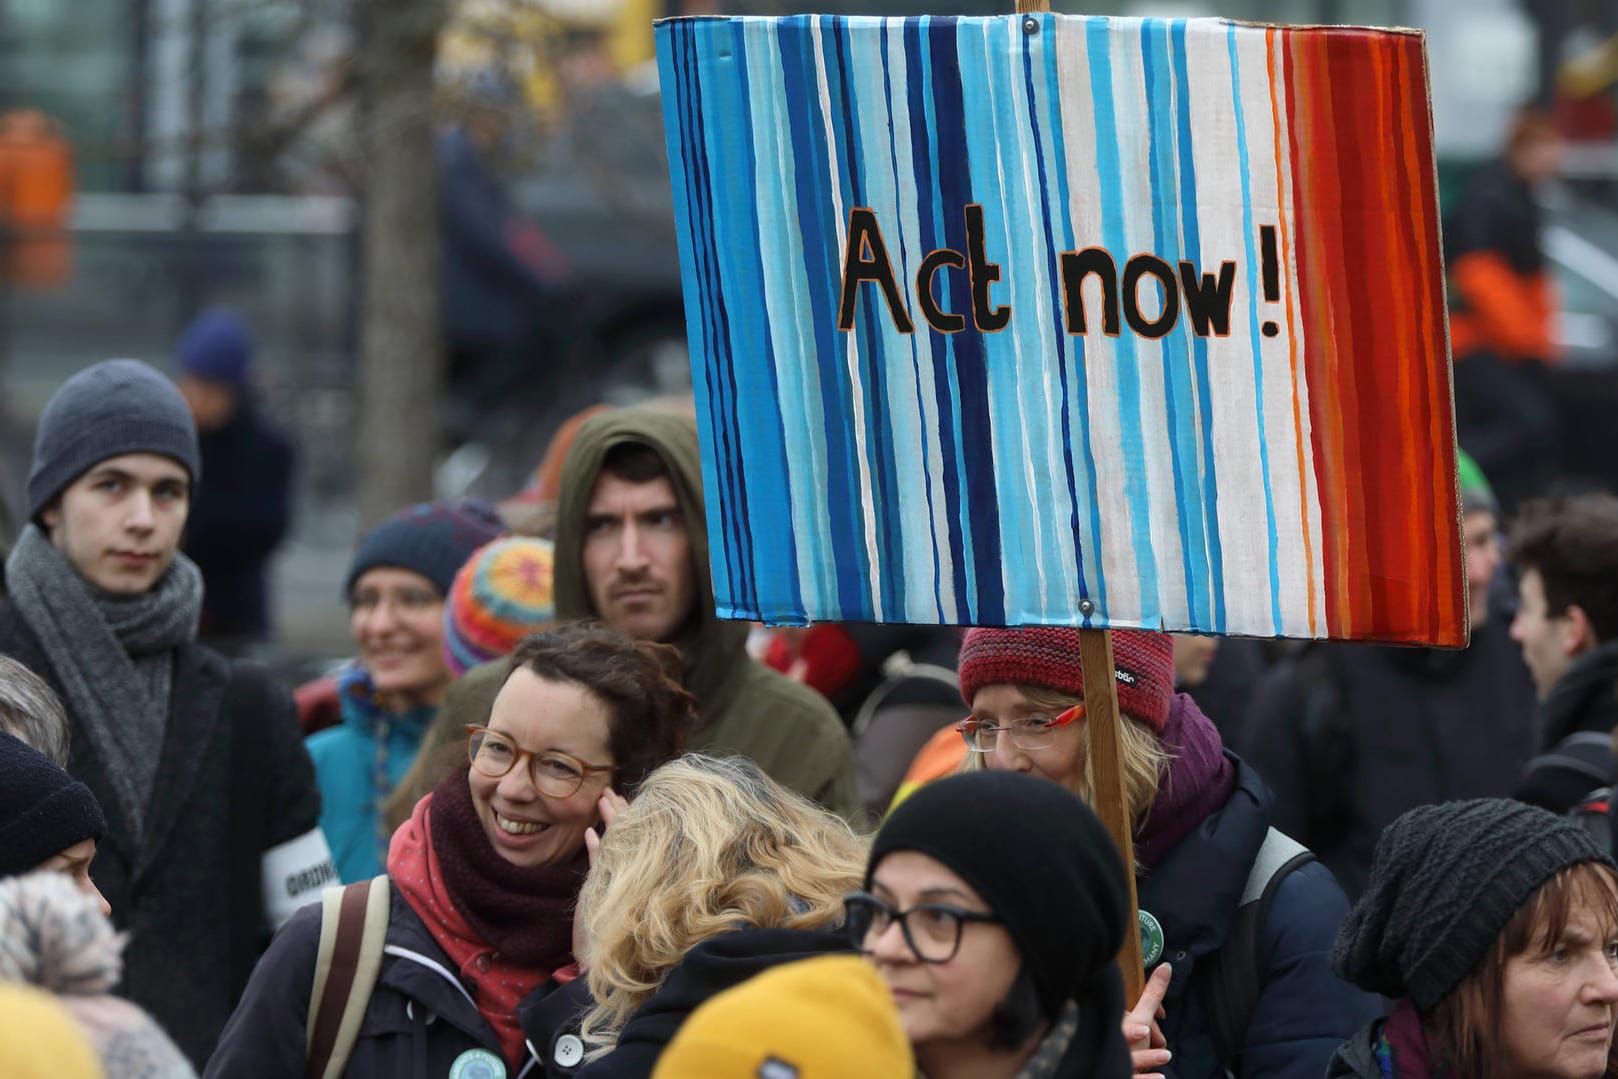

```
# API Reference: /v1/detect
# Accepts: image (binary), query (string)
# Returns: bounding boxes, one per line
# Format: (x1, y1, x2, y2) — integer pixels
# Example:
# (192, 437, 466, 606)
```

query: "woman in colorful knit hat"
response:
(953, 626, 1378, 1079)
(306, 498, 505, 882)
(1329, 798, 1618, 1079)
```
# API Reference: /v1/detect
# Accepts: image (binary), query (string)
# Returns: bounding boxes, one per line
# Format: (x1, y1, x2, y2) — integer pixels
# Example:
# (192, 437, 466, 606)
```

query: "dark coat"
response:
(207, 887, 552, 1078)
(1138, 755, 1382, 1079)
(522, 927, 851, 1079)
(183, 398, 295, 638)
(1240, 626, 1536, 899)
(1517, 639, 1618, 813)
(0, 600, 322, 1068)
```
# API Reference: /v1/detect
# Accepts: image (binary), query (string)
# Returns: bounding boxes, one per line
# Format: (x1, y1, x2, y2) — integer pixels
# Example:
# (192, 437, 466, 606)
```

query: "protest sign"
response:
(655, 14, 1465, 646)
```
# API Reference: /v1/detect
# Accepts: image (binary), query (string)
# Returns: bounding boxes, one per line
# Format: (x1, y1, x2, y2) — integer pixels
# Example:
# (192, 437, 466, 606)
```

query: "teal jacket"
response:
(306, 665, 437, 883)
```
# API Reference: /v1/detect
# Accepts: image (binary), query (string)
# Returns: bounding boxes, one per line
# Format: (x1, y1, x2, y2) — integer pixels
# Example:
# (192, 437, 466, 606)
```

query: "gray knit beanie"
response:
(27, 359, 201, 522)
(1333, 798, 1614, 1013)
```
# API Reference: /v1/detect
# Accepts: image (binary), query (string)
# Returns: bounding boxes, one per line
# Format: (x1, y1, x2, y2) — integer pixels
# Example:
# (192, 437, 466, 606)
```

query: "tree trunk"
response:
(355, 0, 448, 529)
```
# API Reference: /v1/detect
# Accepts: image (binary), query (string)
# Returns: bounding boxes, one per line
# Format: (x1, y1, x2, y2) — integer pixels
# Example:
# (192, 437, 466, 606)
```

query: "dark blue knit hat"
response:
(0, 733, 107, 877)
(176, 308, 253, 387)
(344, 498, 505, 598)
(27, 359, 201, 522)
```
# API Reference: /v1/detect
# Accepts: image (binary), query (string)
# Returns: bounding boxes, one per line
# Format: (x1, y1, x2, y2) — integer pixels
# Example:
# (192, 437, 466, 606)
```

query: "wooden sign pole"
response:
(1014, 0, 1146, 1007)
(1077, 627, 1145, 1003)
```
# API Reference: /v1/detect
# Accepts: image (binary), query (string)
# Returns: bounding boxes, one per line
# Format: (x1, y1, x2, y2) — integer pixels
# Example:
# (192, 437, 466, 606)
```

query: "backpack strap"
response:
(1201, 829, 1315, 1074)
(306, 875, 392, 1079)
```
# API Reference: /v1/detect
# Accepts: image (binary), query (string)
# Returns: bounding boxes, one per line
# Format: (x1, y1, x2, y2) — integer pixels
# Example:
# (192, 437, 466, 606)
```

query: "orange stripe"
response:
(1267, 27, 1317, 637)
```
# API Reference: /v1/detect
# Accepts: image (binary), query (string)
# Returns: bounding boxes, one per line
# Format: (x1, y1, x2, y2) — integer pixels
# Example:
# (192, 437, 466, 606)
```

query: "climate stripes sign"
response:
(655, 14, 1466, 645)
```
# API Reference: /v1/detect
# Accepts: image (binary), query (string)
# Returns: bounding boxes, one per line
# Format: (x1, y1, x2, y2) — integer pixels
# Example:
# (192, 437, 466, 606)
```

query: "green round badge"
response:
(449, 1048, 506, 1079)
(1138, 909, 1165, 967)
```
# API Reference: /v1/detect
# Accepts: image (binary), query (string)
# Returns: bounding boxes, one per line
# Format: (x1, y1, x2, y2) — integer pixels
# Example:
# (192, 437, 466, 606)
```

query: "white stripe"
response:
(1115, 21, 1188, 628)
(1267, 32, 1328, 635)
(1185, 21, 1272, 635)
(1053, 16, 1142, 624)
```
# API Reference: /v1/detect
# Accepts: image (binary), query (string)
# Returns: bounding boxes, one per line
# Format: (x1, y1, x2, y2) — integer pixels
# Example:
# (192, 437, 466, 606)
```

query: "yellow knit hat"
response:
(0, 982, 103, 1078)
(653, 955, 912, 1079)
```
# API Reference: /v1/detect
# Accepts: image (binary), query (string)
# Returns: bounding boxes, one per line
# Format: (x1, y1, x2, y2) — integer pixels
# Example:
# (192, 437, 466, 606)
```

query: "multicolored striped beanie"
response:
(443, 536, 556, 676)
(957, 626, 1175, 733)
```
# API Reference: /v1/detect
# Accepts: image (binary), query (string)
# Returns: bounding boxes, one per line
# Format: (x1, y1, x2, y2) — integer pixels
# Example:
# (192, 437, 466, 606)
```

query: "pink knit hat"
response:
(957, 627, 1175, 733)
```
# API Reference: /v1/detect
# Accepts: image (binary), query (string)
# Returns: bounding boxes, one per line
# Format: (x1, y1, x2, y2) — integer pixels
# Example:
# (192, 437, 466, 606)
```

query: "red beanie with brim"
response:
(956, 626, 1174, 734)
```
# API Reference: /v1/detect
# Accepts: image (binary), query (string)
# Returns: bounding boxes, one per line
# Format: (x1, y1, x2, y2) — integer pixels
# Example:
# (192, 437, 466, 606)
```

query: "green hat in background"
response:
(1456, 449, 1497, 517)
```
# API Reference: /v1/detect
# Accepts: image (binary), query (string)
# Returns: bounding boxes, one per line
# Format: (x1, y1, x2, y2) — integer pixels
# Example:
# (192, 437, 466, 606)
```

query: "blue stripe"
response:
(882, 23, 947, 622)
(694, 25, 759, 616)
(777, 20, 869, 619)
(1227, 23, 1285, 634)
(928, 17, 1002, 625)
(661, 22, 743, 616)
(1087, 18, 1161, 622)
(914, 16, 977, 623)
(1172, 20, 1228, 632)
(827, 17, 896, 621)
(1143, 19, 1208, 629)
(747, 26, 832, 617)
(723, 22, 804, 621)
(1022, 17, 1091, 619)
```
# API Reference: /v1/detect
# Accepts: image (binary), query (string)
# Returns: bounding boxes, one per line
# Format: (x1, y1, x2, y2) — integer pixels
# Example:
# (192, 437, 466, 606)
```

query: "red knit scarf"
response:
(387, 770, 587, 1068)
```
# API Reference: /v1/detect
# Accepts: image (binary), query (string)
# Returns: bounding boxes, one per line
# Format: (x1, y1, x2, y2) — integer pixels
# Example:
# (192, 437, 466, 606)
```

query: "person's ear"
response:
(1563, 605, 1597, 656)
(39, 502, 61, 540)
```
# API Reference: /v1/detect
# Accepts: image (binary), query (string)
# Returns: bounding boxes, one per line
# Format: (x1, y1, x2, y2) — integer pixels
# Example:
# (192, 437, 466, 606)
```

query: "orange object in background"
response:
(0, 109, 74, 288)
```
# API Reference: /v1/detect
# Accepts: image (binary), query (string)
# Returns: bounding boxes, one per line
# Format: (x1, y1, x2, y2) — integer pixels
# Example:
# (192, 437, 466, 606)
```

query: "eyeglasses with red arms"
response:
(955, 702, 1085, 753)
(465, 725, 613, 798)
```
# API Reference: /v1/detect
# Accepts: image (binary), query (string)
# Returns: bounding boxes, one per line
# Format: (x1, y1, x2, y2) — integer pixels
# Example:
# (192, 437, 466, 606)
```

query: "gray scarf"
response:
(6, 524, 203, 851)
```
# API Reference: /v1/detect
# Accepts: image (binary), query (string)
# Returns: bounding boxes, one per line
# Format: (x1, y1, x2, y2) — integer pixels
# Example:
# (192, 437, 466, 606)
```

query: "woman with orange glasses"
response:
(953, 626, 1377, 1079)
(207, 621, 694, 1079)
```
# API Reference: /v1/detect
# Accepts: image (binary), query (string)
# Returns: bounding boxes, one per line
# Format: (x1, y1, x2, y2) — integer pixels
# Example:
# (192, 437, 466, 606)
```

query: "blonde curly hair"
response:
(577, 754, 867, 1056)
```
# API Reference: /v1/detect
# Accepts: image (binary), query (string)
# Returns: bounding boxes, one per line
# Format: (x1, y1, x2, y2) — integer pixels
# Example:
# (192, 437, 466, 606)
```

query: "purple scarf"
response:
(1133, 693, 1237, 868)
(427, 768, 587, 970)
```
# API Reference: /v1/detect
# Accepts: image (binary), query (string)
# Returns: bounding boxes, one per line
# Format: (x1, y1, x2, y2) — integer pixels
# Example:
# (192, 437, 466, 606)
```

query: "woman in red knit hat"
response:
(953, 626, 1377, 1079)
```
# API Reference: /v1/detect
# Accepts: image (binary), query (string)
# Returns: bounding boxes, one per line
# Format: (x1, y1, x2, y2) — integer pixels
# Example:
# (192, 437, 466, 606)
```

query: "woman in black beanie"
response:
(1330, 798, 1618, 1079)
(845, 769, 1132, 1079)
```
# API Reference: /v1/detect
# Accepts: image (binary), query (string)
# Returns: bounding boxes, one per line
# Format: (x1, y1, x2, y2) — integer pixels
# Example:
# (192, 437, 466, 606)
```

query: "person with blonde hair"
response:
(528, 754, 866, 1078)
(953, 626, 1377, 1079)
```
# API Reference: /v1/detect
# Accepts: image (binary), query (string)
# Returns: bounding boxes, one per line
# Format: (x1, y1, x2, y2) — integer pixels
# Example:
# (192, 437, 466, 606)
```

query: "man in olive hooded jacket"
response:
(418, 406, 859, 820)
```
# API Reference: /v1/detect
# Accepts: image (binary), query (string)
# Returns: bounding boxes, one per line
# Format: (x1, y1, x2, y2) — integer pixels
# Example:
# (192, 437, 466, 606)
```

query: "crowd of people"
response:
(1, 308, 1617, 1079)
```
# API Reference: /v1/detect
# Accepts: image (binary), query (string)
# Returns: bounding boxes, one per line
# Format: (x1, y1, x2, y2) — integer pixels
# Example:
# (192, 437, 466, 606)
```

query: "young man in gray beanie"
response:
(0, 358, 333, 1069)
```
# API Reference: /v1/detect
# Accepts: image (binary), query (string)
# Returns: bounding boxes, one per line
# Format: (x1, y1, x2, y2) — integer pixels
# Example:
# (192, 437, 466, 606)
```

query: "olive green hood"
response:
(551, 405, 750, 708)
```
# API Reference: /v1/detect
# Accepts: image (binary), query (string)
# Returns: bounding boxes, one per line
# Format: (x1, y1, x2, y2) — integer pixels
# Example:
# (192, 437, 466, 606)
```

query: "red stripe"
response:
(1285, 28, 1460, 644)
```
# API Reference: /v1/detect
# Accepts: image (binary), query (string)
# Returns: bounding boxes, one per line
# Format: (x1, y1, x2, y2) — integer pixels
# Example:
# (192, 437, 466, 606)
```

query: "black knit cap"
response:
(344, 498, 505, 597)
(868, 770, 1131, 1070)
(1333, 798, 1615, 1013)
(0, 732, 107, 876)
